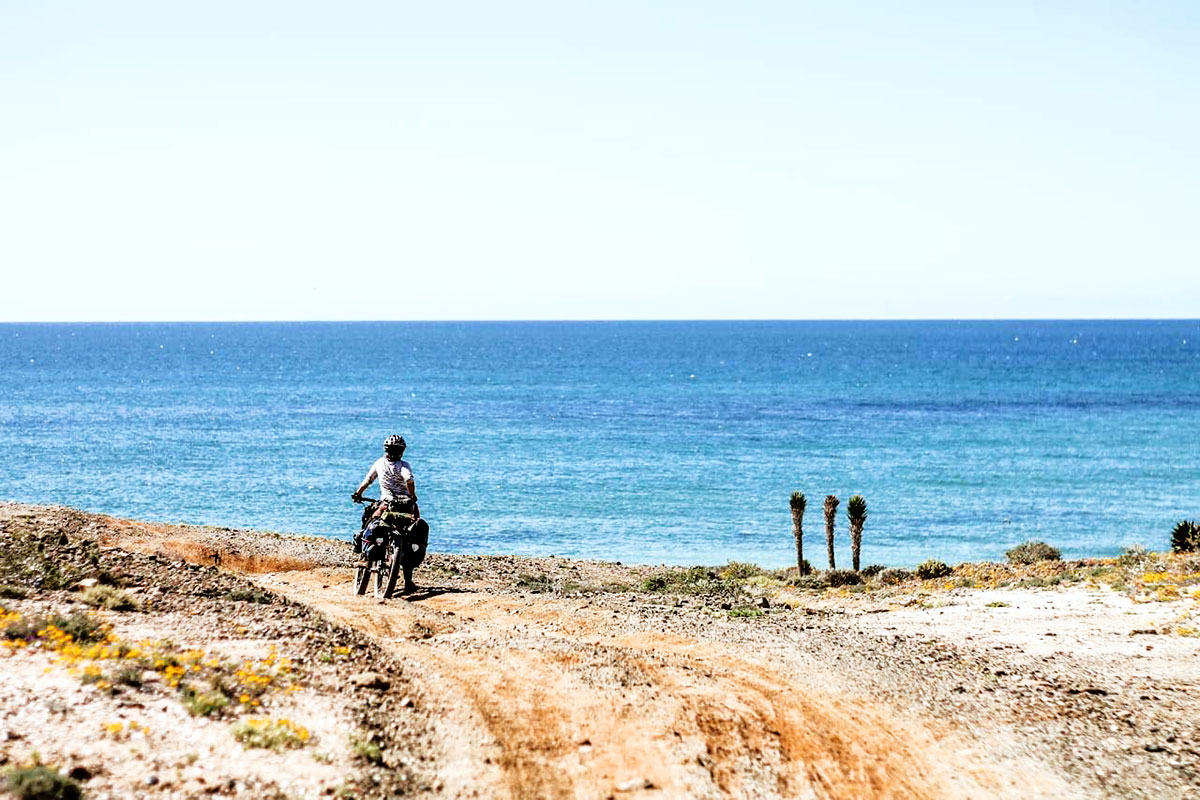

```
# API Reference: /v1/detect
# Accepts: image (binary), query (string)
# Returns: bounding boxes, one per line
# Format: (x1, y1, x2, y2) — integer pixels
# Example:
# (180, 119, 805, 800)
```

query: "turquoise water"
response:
(2, 321, 1198, 567)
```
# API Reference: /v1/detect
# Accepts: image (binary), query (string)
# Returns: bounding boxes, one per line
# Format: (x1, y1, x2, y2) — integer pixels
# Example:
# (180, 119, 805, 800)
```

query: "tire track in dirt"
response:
(255, 568, 1060, 799)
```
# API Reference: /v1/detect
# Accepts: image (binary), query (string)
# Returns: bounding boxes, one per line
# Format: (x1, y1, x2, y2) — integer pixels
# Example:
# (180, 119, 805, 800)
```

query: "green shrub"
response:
(915, 560, 953, 580)
(3, 615, 42, 642)
(1118, 545, 1151, 567)
(788, 573, 828, 591)
(860, 564, 886, 578)
(515, 574, 552, 593)
(1171, 520, 1200, 553)
(718, 562, 765, 580)
(50, 612, 107, 643)
(0, 584, 28, 599)
(80, 585, 140, 612)
(1005, 541, 1062, 564)
(5, 766, 82, 800)
(825, 569, 861, 587)
(728, 606, 765, 618)
(231, 718, 310, 751)
(350, 735, 383, 765)
(640, 575, 669, 592)
(639, 567, 730, 596)
(181, 686, 230, 717)
(224, 588, 273, 604)
(877, 568, 911, 585)
(111, 665, 144, 688)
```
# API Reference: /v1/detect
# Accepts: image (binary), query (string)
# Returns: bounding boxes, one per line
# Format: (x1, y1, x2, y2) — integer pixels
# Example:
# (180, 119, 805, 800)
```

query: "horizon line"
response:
(2, 317, 1198, 325)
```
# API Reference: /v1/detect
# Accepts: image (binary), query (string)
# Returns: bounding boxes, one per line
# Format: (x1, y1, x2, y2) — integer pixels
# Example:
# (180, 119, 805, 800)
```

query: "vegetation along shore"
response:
(1, 501, 1198, 799)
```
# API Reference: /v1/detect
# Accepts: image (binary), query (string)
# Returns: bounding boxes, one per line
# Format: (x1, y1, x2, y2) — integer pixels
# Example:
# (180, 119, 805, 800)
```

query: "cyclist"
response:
(352, 435, 421, 593)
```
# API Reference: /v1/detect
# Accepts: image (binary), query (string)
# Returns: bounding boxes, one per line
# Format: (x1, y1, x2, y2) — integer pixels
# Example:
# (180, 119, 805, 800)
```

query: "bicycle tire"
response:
(372, 552, 385, 598)
(374, 542, 396, 599)
(383, 542, 403, 599)
(355, 561, 372, 595)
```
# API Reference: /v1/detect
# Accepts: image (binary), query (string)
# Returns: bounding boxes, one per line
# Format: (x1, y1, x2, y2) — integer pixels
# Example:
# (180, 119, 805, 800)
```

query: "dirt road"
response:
(15, 502, 1194, 799)
(255, 568, 1061, 800)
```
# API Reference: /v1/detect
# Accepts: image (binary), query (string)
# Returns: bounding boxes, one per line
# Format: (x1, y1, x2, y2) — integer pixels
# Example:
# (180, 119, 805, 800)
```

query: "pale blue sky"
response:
(2, 1, 1197, 321)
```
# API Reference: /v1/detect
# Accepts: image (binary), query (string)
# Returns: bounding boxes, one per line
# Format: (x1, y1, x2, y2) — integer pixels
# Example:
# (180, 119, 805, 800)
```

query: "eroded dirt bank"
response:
(2, 503, 1198, 799)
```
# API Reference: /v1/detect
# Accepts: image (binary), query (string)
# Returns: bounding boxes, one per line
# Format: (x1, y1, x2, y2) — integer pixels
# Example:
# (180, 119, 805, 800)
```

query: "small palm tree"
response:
(823, 495, 839, 569)
(789, 492, 807, 574)
(847, 494, 867, 572)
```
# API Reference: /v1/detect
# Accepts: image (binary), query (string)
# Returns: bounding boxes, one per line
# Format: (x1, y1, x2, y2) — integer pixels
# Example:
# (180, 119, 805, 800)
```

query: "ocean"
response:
(2, 321, 1197, 568)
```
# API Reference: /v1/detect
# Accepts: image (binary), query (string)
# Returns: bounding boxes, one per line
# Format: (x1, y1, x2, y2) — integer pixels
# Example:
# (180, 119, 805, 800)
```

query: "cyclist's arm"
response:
(352, 466, 378, 500)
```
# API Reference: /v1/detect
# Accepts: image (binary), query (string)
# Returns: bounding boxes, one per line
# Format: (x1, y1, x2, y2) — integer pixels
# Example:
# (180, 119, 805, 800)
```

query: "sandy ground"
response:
(3, 503, 1199, 799)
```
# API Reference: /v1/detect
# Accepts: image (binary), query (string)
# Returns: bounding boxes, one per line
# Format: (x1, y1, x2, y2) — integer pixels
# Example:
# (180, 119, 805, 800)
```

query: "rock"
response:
(71, 578, 100, 591)
(758, 597, 770, 609)
(145, 774, 160, 786)
(350, 672, 391, 691)
(68, 765, 93, 781)
(399, 696, 414, 708)
(615, 778, 654, 792)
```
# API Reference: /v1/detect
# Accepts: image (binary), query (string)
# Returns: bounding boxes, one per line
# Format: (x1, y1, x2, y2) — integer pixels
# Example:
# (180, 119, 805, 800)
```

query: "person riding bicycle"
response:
(352, 434, 422, 593)
(352, 434, 418, 514)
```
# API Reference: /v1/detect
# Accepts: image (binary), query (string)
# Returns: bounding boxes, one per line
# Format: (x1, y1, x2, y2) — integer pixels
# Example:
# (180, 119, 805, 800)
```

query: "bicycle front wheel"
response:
(355, 561, 371, 595)
(382, 542, 403, 599)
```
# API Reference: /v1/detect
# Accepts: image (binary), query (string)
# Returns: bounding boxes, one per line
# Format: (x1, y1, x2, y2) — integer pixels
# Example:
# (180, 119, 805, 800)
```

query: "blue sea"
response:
(2, 321, 1198, 568)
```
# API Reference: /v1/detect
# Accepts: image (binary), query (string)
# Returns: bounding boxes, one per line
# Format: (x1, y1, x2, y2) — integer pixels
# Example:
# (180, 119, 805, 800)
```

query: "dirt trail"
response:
(255, 568, 1060, 800)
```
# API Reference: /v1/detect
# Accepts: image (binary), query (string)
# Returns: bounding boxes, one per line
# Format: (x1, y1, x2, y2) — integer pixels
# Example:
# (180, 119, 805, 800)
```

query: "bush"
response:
(825, 569, 861, 587)
(111, 664, 144, 688)
(860, 564, 886, 578)
(2, 615, 42, 642)
(640, 575, 669, 592)
(788, 573, 828, 591)
(639, 567, 732, 596)
(878, 568, 912, 585)
(5, 766, 83, 800)
(181, 686, 230, 717)
(515, 574, 552, 593)
(1118, 544, 1151, 567)
(718, 562, 765, 580)
(224, 588, 273, 604)
(0, 584, 28, 599)
(915, 560, 953, 580)
(231, 718, 310, 751)
(1005, 541, 1062, 564)
(80, 585, 139, 612)
(1171, 520, 1200, 553)
(350, 735, 383, 765)
(51, 612, 107, 643)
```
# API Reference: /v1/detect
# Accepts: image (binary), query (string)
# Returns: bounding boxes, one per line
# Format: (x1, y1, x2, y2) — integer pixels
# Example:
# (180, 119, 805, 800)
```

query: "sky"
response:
(1, 1, 1198, 321)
